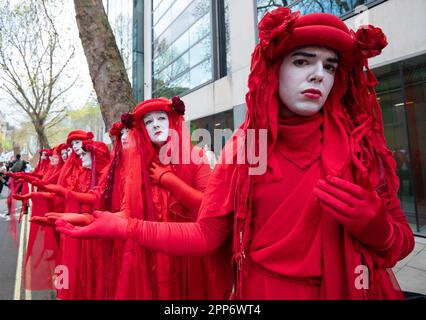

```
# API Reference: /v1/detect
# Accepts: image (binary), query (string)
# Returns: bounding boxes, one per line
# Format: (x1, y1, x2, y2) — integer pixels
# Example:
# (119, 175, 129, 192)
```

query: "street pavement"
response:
(0, 188, 54, 300)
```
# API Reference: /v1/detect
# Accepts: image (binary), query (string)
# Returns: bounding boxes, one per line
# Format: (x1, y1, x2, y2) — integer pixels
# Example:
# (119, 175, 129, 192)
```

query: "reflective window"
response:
(375, 54, 426, 235)
(257, 0, 382, 22)
(103, 0, 133, 80)
(190, 109, 234, 156)
(152, 0, 213, 98)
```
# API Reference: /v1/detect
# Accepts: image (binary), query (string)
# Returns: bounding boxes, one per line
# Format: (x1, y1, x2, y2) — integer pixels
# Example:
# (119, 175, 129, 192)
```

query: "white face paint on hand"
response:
(71, 140, 84, 156)
(143, 111, 169, 146)
(67, 147, 72, 157)
(278, 46, 339, 117)
(61, 149, 68, 162)
(49, 155, 59, 166)
(80, 151, 92, 169)
(41, 152, 47, 160)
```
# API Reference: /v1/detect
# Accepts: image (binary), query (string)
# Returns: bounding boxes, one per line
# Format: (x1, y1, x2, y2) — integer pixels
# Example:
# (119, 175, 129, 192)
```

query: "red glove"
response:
(13, 193, 33, 201)
(55, 210, 128, 240)
(314, 176, 393, 251)
(149, 162, 172, 185)
(150, 162, 203, 214)
(13, 192, 55, 201)
(5, 172, 22, 178)
(46, 212, 95, 227)
(26, 176, 43, 186)
(44, 184, 68, 196)
(30, 216, 55, 227)
(29, 173, 43, 179)
(66, 191, 97, 205)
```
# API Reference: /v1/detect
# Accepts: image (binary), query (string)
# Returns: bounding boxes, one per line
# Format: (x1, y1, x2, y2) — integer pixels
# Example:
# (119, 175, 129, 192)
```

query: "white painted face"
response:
(71, 140, 84, 156)
(121, 128, 130, 149)
(49, 154, 59, 166)
(143, 111, 169, 146)
(80, 151, 92, 169)
(61, 149, 68, 161)
(67, 147, 72, 157)
(41, 152, 47, 160)
(278, 46, 339, 117)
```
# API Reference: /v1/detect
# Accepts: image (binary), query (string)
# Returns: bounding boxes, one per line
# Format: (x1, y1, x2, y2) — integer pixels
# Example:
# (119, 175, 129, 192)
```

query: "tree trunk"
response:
(34, 122, 51, 149)
(73, 0, 136, 131)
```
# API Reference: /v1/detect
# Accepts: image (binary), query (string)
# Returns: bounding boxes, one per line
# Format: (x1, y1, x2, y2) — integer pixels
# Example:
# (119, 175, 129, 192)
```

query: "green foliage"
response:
(0, 132, 12, 151)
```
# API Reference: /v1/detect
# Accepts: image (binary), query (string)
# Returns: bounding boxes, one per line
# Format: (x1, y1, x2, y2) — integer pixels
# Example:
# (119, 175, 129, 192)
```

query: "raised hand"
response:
(45, 212, 95, 227)
(149, 162, 172, 185)
(314, 176, 393, 251)
(13, 193, 33, 201)
(44, 184, 68, 196)
(55, 210, 128, 240)
(30, 216, 55, 227)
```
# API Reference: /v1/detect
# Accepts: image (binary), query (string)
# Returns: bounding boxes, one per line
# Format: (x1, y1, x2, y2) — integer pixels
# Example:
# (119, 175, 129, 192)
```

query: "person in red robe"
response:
(56, 9, 414, 300)
(43, 119, 134, 299)
(25, 130, 109, 299)
(13, 144, 68, 291)
(121, 97, 212, 300)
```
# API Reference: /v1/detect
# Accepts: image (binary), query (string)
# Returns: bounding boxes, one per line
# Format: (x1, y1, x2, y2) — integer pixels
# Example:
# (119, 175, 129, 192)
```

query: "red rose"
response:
(258, 7, 300, 49)
(121, 112, 134, 129)
(109, 122, 124, 137)
(83, 144, 94, 152)
(353, 25, 388, 60)
(172, 96, 185, 115)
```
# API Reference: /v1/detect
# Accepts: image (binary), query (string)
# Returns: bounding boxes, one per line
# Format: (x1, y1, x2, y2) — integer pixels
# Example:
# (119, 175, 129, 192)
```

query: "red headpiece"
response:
(66, 130, 94, 147)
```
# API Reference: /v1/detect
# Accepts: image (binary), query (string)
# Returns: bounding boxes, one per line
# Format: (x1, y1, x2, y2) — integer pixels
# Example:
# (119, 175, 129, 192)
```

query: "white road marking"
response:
(13, 208, 26, 300)
(25, 198, 32, 300)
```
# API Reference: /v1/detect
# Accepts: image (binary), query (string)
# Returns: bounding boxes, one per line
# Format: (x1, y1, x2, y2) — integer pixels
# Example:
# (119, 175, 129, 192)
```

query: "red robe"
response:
(116, 151, 212, 300)
(126, 112, 414, 299)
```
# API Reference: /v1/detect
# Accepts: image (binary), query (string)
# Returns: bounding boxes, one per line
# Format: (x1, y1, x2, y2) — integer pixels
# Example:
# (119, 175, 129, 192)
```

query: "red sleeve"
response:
(127, 213, 233, 256)
(43, 171, 61, 185)
(373, 195, 415, 268)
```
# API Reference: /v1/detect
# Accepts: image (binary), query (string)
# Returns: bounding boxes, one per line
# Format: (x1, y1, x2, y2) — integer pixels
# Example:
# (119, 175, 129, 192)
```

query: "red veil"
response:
(115, 98, 211, 299)
(24, 144, 67, 291)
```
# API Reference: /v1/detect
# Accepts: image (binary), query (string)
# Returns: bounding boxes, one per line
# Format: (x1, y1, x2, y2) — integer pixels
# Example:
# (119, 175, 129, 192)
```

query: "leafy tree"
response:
(0, 0, 77, 148)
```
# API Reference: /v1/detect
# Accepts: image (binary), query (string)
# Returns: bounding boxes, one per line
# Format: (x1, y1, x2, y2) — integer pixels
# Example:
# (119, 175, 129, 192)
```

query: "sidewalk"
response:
(393, 236, 426, 295)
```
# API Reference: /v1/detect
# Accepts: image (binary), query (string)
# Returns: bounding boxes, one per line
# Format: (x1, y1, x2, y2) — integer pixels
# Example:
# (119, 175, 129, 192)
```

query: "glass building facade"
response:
(104, 0, 144, 102)
(375, 54, 426, 235)
(103, 0, 134, 79)
(151, 0, 231, 98)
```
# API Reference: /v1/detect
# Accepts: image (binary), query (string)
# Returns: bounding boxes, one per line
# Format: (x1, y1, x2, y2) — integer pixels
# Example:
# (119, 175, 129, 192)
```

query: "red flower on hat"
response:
(84, 144, 94, 152)
(109, 122, 124, 137)
(121, 112, 134, 129)
(172, 96, 185, 115)
(258, 7, 300, 49)
(353, 25, 388, 60)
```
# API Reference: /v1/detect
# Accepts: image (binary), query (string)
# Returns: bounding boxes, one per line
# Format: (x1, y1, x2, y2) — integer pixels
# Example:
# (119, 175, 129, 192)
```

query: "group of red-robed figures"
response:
(6, 9, 416, 300)
(7, 96, 226, 300)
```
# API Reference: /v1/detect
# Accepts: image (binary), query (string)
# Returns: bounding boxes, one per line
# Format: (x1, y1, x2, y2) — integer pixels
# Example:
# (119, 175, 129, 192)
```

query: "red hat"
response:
(57, 143, 68, 153)
(83, 141, 111, 170)
(258, 8, 387, 69)
(66, 130, 94, 147)
(132, 96, 185, 121)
